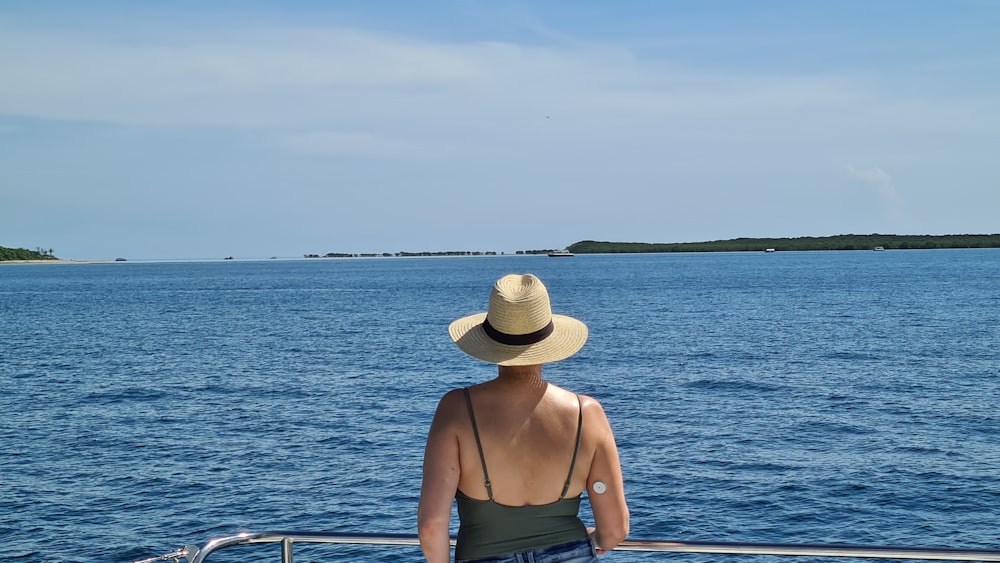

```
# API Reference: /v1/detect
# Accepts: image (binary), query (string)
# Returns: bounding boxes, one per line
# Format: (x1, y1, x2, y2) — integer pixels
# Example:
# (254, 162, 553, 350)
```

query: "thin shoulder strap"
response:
(463, 387, 494, 501)
(559, 394, 584, 499)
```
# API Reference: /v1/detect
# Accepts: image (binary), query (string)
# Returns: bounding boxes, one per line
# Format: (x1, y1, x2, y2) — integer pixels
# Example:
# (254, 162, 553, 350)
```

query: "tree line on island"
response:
(565, 234, 1000, 254)
(0, 246, 58, 261)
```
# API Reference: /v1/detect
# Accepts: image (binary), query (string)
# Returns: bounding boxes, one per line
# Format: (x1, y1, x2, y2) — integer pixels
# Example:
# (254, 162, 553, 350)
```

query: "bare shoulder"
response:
(438, 387, 466, 406)
(540, 384, 591, 413)
(430, 388, 468, 427)
(542, 384, 607, 414)
(578, 394, 610, 416)
(576, 394, 615, 435)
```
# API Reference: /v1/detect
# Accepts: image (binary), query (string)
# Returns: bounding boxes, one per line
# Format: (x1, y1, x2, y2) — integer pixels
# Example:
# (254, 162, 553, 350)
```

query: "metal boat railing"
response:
(134, 531, 1000, 563)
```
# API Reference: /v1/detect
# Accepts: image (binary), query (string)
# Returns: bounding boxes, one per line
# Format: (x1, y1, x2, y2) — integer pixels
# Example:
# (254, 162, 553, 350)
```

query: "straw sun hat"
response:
(449, 273, 588, 366)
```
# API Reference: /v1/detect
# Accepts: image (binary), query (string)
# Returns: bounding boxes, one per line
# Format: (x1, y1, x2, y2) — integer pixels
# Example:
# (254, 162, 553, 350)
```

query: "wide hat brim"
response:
(449, 312, 588, 366)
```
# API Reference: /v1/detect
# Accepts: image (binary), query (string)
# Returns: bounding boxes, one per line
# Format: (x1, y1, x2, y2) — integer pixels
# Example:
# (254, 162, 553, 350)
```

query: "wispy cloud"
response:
(846, 165, 907, 226)
(1, 18, 994, 179)
(0, 26, 943, 130)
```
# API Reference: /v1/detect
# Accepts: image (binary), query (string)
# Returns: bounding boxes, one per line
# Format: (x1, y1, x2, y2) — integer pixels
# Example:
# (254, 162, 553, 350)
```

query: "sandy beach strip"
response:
(0, 259, 114, 265)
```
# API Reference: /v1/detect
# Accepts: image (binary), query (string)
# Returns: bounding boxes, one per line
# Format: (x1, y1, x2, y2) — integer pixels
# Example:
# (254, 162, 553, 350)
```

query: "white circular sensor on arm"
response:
(592, 481, 607, 494)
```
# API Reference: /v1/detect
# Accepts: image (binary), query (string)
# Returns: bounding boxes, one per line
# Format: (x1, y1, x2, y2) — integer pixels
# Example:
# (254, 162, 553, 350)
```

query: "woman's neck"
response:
(495, 364, 545, 388)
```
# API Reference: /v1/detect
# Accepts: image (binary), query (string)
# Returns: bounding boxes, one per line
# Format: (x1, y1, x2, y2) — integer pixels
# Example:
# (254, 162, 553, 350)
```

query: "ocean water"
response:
(1, 250, 998, 562)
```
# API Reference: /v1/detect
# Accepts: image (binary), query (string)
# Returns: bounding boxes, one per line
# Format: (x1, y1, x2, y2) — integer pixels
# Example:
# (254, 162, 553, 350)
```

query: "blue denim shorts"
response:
(456, 537, 598, 563)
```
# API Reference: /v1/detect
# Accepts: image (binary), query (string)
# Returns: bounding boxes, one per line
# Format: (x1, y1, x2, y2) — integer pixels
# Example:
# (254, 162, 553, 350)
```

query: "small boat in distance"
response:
(548, 249, 574, 257)
(873, 246, 885, 251)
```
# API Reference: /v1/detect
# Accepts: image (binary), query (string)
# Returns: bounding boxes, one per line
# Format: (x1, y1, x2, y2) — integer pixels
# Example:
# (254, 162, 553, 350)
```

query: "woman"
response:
(418, 273, 629, 562)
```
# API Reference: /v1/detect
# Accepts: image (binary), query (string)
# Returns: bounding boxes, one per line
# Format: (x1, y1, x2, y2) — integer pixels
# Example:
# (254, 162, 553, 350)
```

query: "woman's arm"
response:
(583, 398, 629, 555)
(417, 391, 462, 563)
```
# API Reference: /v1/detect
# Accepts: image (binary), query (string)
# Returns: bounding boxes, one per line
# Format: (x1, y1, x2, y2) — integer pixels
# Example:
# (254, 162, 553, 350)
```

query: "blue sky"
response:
(1, 1, 997, 260)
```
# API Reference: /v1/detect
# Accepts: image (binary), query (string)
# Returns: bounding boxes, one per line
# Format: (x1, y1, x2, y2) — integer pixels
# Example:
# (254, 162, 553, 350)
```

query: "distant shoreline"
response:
(4, 234, 1000, 263)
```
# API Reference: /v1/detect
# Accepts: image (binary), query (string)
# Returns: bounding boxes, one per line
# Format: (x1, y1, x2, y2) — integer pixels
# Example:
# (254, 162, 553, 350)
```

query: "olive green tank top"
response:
(454, 387, 588, 560)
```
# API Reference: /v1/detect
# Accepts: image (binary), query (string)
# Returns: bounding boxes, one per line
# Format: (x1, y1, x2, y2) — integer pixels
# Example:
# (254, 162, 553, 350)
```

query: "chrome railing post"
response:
(281, 537, 293, 563)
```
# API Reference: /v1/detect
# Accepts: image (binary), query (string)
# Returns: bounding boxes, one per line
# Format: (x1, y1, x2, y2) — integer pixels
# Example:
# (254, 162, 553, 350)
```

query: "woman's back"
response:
(456, 378, 593, 506)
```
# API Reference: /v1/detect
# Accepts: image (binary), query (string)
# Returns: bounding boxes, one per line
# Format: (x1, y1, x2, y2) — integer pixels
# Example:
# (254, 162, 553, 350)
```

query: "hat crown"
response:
(449, 272, 587, 366)
(486, 274, 552, 336)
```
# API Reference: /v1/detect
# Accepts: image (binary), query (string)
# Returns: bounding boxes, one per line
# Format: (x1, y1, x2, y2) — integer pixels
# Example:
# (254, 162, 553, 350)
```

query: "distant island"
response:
(0, 245, 59, 261)
(565, 234, 1000, 254)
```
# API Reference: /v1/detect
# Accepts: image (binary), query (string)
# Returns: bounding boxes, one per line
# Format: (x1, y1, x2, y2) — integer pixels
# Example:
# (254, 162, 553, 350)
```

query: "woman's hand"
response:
(587, 527, 607, 556)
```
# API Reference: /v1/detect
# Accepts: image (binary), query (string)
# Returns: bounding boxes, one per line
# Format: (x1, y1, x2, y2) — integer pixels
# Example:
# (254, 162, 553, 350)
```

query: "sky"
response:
(1, 1, 998, 260)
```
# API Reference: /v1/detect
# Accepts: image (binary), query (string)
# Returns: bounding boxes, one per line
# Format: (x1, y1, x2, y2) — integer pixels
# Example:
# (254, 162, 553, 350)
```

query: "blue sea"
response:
(2, 250, 998, 562)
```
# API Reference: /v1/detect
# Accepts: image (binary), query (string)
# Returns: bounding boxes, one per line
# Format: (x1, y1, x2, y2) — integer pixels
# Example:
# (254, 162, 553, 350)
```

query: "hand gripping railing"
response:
(133, 532, 1000, 563)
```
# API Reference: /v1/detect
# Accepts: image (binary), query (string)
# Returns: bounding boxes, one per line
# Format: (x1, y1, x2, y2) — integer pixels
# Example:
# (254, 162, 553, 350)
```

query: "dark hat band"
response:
(482, 318, 555, 346)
